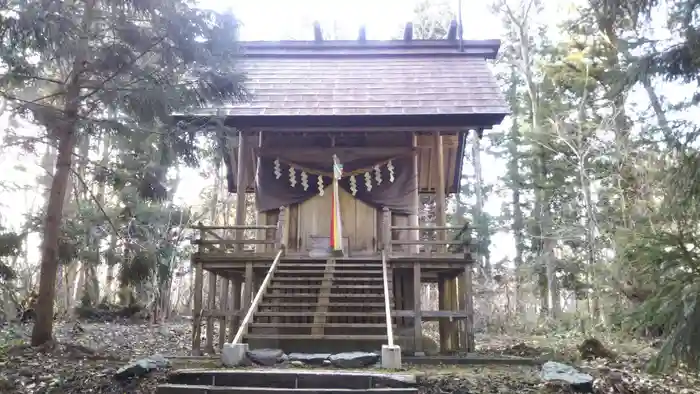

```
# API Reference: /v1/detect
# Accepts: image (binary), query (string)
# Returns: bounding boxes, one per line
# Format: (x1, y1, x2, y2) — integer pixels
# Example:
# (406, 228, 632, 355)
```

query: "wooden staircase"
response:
(244, 259, 396, 353)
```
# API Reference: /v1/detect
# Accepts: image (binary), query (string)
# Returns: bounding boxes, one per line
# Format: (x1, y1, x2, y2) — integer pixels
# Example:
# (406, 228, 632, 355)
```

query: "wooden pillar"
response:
(434, 131, 446, 249)
(413, 262, 423, 355)
(242, 262, 254, 309)
(437, 274, 447, 353)
(462, 262, 475, 352)
(409, 132, 420, 253)
(446, 276, 459, 350)
(227, 276, 242, 342)
(233, 130, 251, 340)
(235, 130, 248, 251)
(255, 132, 265, 253)
(218, 277, 230, 349)
(204, 271, 217, 353)
(191, 258, 204, 356)
(434, 131, 449, 352)
(382, 207, 392, 253)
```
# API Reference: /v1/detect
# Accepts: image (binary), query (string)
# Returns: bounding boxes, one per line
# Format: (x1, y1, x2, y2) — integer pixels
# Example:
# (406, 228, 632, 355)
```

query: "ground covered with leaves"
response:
(0, 320, 193, 393)
(0, 322, 698, 393)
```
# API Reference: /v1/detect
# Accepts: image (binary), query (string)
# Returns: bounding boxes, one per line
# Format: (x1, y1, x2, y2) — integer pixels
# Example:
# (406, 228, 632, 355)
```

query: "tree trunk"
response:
(31, 129, 79, 345)
(506, 67, 525, 314)
(31, 0, 93, 344)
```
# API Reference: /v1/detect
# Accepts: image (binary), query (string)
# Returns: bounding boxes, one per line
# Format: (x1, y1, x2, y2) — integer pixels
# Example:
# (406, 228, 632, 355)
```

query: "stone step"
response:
(157, 385, 417, 393)
(162, 370, 417, 392)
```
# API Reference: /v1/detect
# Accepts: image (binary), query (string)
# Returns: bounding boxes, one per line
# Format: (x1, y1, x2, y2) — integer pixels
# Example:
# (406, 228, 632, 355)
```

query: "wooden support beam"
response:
(218, 278, 229, 349)
(403, 22, 413, 41)
(434, 131, 446, 251)
(437, 275, 448, 353)
(234, 131, 248, 252)
(410, 133, 420, 253)
(447, 277, 459, 350)
(242, 262, 254, 310)
(313, 21, 323, 42)
(382, 207, 392, 253)
(255, 132, 265, 253)
(413, 262, 423, 355)
(204, 272, 217, 354)
(191, 259, 203, 356)
(227, 277, 241, 342)
(463, 263, 475, 352)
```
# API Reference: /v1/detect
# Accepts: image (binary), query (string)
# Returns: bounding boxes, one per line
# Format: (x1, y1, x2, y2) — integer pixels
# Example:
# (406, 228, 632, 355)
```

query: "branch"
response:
(69, 167, 122, 240)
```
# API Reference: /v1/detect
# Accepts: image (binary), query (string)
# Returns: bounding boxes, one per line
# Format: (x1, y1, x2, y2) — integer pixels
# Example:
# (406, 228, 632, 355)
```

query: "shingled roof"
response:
(176, 39, 509, 129)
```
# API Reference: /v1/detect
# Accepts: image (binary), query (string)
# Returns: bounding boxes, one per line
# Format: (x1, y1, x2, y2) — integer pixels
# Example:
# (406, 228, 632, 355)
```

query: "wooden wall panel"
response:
(295, 188, 377, 256)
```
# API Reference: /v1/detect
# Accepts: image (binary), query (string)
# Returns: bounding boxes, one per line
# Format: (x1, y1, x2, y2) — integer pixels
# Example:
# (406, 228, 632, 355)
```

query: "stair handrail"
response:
(381, 249, 394, 347)
(230, 248, 284, 345)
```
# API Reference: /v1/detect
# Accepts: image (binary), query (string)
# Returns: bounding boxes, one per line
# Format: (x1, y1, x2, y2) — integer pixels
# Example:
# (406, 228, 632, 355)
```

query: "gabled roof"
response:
(176, 39, 509, 129)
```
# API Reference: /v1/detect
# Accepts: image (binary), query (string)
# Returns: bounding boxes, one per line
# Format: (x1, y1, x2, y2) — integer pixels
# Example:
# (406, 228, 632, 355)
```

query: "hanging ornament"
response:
(387, 160, 395, 183)
(273, 158, 282, 179)
(301, 171, 309, 191)
(349, 175, 358, 196)
(364, 172, 372, 192)
(374, 165, 382, 185)
(289, 166, 297, 187)
(317, 175, 324, 195)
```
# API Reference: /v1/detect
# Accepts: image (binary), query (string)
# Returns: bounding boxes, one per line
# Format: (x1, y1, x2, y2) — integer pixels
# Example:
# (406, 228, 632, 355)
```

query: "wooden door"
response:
(296, 188, 377, 256)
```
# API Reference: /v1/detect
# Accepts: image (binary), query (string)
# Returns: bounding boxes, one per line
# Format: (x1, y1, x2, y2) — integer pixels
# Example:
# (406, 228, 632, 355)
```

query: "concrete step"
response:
(158, 385, 417, 393)
(159, 370, 418, 394)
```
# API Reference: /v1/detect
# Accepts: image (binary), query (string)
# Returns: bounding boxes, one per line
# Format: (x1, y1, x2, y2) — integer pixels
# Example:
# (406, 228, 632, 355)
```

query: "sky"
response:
(198, 0, 502, 41)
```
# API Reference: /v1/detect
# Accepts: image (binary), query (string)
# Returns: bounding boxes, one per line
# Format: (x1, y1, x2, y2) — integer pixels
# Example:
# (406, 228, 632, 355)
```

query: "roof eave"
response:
(239, 39, 502, 60)
(173, 113, 509, 130)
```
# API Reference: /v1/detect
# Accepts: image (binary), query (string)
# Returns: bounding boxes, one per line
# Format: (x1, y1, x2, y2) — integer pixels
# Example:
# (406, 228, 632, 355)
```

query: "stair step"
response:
(245, 334, 389, 340)
(259, 302, 385, 308)
(250, 322, 391, 329)
(262, 293, 386, 299)
(268, 284, 384, 290)
(278, 263, 383, 268)
(275, 270, 383, 275)
(271, 277, 389, 282)
(157, 384, 417, 393)
(255, 311, 395, 317)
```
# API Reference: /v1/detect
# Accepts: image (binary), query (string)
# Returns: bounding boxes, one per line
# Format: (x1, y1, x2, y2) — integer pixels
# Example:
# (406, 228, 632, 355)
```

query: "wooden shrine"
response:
(174, 23, 509, 358)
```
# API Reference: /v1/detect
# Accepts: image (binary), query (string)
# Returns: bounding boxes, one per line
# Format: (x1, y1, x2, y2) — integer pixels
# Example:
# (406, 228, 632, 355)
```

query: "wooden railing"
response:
(230, 248, 284, 345)
(380, 207, 469, 254)
(381, 249, 394, 347)
(192, 206, 287, 253)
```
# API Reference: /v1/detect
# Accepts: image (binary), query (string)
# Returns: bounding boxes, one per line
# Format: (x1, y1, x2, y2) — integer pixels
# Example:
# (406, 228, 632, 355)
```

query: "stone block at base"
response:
(380, 344, 402, 369)
(222, 343, 249, 367)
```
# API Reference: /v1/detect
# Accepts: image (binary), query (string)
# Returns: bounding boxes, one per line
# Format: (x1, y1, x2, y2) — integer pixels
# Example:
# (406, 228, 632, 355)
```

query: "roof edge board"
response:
(240, 39, 501, 50)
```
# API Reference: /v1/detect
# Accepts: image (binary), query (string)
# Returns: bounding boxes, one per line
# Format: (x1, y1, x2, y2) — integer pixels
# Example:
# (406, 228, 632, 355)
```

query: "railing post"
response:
(196, 222, 204, 253)
(276, 206, 287, 252)
(380, 250, 401, 369)
(382, 207, 392, 254)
